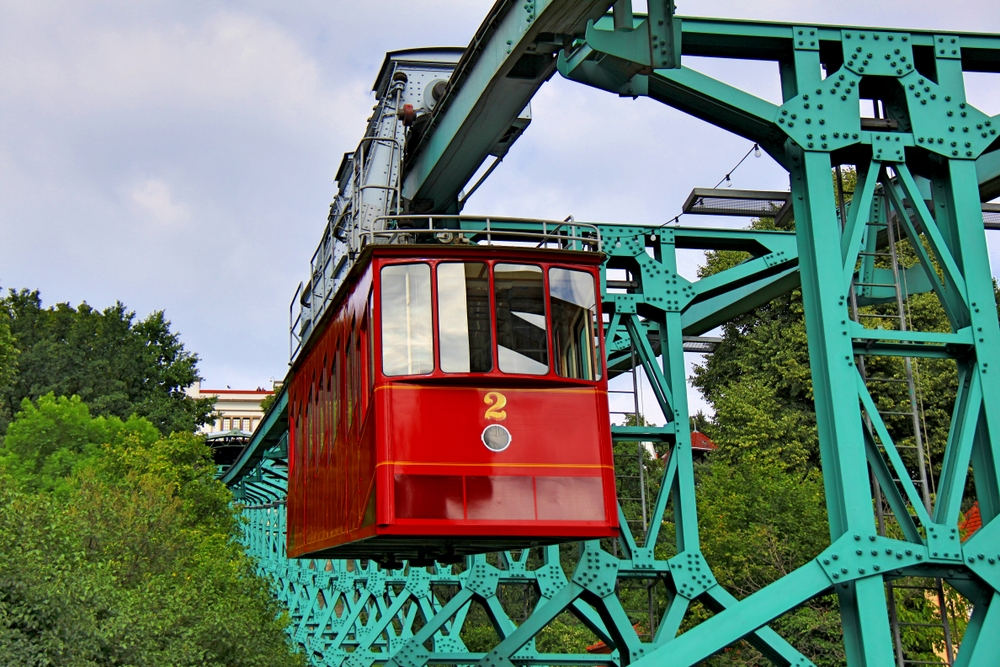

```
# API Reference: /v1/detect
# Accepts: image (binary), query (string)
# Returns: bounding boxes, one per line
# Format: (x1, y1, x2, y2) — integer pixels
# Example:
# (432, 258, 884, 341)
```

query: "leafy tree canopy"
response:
(0, 289, 215, 436)
(0, 393, 158, 494)
(0, 394, 304, 667)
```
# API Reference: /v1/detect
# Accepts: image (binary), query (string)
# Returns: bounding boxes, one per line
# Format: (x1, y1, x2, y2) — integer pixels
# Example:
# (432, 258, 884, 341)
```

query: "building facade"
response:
(187, 381, 277, 435)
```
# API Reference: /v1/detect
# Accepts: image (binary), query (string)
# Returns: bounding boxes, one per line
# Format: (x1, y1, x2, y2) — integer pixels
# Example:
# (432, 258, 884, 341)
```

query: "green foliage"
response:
(0, 320, 17, 397)
(694, 456, 842, 665)
(0, 394, 160, 495)
(0, 289, 215, 436)
(0, 395, 304, 667)
(258, 391, 279, 417)
(535, 615, 604, 653)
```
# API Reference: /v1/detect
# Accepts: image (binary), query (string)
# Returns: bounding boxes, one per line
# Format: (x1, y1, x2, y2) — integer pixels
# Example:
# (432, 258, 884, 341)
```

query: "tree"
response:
(695, 454, 841, 665)
(0, 289, 215, 435)
(0, 393, 146, 494)
(0, 320, 16, 397)
(0, 395, 304, 667)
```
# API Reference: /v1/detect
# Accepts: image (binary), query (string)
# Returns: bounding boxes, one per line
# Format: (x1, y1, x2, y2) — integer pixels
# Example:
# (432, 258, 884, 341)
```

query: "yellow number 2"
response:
(483, 392, 507, 421)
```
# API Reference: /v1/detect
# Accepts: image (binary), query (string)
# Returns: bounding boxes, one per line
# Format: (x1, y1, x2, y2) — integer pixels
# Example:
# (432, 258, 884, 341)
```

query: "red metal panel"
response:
(288, 264, 375, 558)
(380, 384, 616, 536)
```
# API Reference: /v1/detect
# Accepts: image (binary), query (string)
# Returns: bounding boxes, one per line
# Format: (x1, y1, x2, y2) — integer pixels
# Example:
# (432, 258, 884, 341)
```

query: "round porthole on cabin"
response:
(481, 424, 512, 452)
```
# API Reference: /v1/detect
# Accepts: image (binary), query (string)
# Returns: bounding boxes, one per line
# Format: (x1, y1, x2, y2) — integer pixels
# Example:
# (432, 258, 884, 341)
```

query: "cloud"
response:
(3, 9, 350, 129)
(129, 178, 190, 228)
(0, 0, 998, 393)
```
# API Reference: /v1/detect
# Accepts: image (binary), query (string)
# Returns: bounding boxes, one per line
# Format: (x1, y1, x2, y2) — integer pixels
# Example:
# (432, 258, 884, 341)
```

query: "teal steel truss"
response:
(225, 4, 1000, 666)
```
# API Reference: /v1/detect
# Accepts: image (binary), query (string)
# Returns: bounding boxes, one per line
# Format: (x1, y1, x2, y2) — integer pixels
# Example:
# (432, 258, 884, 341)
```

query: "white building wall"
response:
(186, 380, 277, 435)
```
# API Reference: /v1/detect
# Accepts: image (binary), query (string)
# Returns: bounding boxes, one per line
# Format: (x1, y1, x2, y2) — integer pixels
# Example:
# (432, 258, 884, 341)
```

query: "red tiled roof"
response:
(586, 624, 642, 654)
(691, 431, 717, 452)
(960, 502, 982, 541)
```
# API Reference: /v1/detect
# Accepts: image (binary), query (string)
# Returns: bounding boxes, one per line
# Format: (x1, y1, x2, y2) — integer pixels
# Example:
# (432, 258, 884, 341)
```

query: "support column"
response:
(946, 159, 1000, 523)
(788, 146, 895, 666)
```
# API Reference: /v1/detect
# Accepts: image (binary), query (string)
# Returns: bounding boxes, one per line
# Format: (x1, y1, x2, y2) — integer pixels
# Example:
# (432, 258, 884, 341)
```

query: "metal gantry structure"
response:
(221, 2, 1000, 665)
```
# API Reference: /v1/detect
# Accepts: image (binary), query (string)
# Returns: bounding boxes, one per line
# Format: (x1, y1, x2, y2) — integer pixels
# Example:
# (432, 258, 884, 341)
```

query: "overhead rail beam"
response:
(401, 0, 616, 212)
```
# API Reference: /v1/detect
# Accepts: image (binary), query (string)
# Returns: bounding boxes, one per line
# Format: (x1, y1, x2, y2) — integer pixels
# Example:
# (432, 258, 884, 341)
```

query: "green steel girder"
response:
(222, 6, 1000, 667)
(400, 0, 616, 211)
(976, 149, 1000, 201)
(221, 387, 288, 486)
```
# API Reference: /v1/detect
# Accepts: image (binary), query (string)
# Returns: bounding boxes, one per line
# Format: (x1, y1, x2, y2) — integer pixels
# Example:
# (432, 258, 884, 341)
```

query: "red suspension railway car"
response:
(286, 243, 617, 564)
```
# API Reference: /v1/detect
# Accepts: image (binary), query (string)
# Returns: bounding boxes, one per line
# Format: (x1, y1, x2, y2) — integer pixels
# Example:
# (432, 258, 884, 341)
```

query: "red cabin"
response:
(286, 244, 617, 564)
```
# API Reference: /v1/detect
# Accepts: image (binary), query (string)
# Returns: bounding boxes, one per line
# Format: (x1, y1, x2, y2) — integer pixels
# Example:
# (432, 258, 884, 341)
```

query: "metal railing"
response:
(289, 281, 305, 362)
(362, 215, 602, 252)
(290, 215, 602, 363)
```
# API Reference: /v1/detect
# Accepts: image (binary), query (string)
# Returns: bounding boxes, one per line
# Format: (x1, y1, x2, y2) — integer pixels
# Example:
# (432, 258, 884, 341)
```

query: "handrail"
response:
(289, 282, 304, 362)
(363, 215, 603, 252)
(291, 215, 602, 363)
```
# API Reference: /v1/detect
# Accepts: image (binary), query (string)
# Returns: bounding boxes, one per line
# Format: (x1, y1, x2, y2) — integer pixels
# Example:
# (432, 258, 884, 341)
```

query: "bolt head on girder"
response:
(776, 28, 998, 160)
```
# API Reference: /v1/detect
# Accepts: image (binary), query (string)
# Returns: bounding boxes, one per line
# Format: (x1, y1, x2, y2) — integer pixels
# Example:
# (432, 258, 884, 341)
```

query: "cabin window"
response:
(356, 332, 365, 413)
(381, 263, 434, 376)
(366, 291, 375, 391)
(549, 268, 601, 380)
(305, 388, 314, 467)
(494, 263, 548, 375)
(437, 262, 493, 373)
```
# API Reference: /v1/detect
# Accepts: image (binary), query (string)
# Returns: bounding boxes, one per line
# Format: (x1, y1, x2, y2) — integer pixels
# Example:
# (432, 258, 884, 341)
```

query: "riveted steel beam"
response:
(401, 0, 616, 211)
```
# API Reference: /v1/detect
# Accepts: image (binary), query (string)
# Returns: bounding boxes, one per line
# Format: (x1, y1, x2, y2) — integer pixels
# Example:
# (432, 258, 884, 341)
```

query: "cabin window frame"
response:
(436, 261, 494, 374)
(379, 262, 436, 377)
(375, 257, 605, 383)
(548, 267, 602, 381)
(493, 262, 550, 375)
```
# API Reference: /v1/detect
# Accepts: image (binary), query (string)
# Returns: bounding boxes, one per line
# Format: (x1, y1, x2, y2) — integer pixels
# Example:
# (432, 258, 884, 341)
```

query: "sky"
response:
(2, 1, 999, 415)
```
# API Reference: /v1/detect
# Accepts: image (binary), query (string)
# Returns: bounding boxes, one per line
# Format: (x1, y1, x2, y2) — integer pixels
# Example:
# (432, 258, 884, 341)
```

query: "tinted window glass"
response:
(550, 268, 601, 380)
(494, 263, 548, 375)
(381, 263, 434, 376)
(438, 262, 493, 373)
(366, 292, 375, 391)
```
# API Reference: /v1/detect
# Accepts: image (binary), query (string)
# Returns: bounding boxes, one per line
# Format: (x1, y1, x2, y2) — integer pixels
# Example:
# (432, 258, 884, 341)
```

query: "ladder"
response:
(842, 168, 958, 667)
(608, 335, 659, 641)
